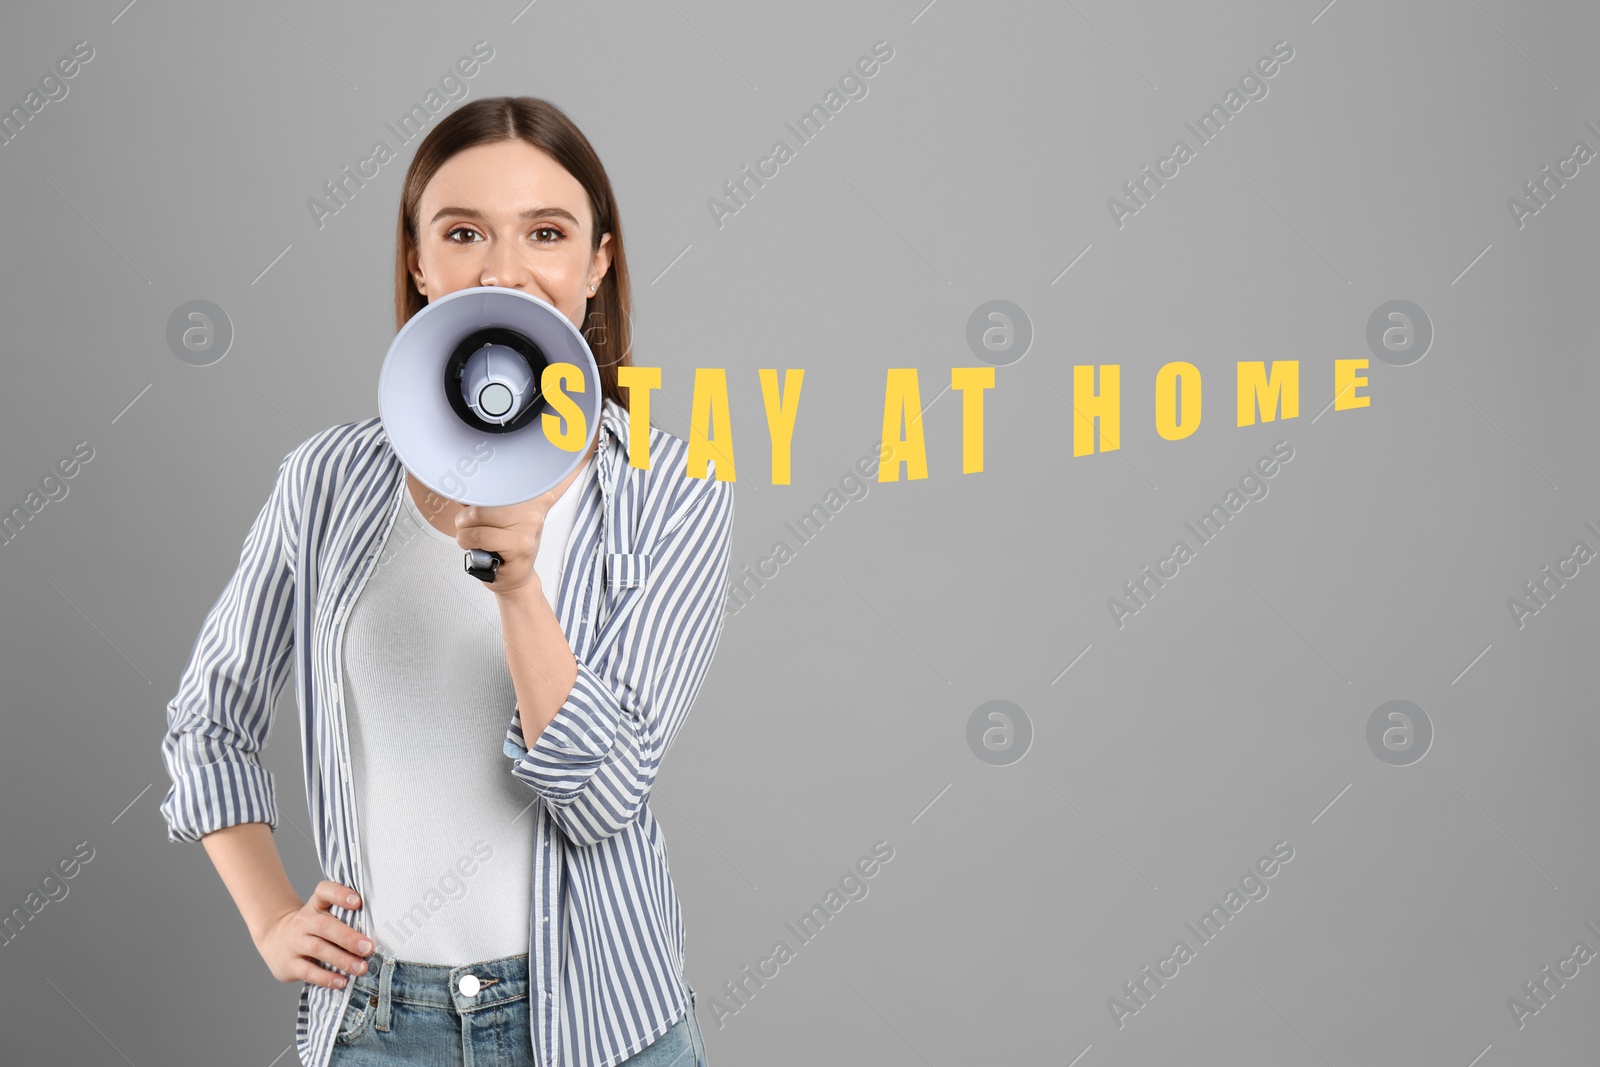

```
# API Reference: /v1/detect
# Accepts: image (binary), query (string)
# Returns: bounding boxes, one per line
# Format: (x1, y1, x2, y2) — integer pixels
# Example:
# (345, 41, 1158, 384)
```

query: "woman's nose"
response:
(480, 251, 533, 290)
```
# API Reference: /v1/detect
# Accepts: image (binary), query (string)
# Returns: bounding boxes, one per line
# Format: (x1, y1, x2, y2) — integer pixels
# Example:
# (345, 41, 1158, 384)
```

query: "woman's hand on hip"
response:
(253, 880, 375, 990)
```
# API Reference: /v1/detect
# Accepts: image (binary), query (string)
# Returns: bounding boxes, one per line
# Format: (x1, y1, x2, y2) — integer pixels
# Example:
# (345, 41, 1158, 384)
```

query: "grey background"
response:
(1, 1, 1596, 1064)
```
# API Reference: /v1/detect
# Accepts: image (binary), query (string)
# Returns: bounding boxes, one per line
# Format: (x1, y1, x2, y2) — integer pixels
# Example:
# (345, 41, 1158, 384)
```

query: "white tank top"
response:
(341, 454, 595, 965)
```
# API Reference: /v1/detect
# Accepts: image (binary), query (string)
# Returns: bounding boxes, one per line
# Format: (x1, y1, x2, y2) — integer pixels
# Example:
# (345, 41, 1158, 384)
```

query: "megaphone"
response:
(379, 285, 602, 584)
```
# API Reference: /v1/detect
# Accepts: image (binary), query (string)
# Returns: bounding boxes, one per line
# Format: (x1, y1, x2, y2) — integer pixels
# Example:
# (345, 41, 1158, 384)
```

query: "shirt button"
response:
(458, 975, 481, 997)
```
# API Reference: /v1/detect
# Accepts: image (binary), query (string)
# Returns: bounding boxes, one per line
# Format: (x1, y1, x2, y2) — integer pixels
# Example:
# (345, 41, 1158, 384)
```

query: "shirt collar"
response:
(594, 396, 632, 496)
(597, 395, 630, 452)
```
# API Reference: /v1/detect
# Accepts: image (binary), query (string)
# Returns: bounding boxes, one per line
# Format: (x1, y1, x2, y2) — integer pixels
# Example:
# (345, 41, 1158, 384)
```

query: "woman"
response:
(159, 96, 733, 1067)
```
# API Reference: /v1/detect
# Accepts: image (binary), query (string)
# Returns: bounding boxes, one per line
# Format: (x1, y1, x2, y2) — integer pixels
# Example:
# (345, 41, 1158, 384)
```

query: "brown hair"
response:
(393, 96, 634, 411)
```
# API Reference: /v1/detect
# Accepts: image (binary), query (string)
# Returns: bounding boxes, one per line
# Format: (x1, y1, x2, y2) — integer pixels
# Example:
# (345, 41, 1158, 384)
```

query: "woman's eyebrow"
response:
(429, 205, 581, 226)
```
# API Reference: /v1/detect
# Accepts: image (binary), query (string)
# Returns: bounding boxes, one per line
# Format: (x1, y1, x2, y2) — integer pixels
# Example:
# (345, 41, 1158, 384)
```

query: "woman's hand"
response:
(454, 495, 555, 597)
(455, 457, 590, 597)
(253, 880, 375, 990)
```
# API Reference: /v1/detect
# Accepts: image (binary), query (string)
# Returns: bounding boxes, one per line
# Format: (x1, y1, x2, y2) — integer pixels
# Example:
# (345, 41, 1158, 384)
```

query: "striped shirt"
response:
(158, 396, 735, 1067)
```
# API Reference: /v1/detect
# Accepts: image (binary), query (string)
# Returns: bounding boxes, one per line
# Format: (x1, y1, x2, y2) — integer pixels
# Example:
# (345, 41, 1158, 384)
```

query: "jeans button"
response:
(458, 974, 481, 997)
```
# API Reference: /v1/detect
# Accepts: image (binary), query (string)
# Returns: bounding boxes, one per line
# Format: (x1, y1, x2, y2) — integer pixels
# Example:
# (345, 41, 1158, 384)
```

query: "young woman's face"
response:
(407, 139, 612, 331)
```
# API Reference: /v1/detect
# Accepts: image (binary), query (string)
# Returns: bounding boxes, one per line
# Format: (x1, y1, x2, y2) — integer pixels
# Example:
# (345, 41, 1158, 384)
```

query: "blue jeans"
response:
(329, 949, 709, 1066)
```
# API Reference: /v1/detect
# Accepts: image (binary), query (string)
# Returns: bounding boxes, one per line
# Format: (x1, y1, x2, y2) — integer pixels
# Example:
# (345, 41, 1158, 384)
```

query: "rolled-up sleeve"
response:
(504, 476, 734, 847)
(159, 448, 300, 844)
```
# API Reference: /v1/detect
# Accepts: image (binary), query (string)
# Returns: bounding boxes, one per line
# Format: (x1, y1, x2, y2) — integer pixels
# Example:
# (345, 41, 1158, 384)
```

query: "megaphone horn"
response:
(379, 285, 602, 584)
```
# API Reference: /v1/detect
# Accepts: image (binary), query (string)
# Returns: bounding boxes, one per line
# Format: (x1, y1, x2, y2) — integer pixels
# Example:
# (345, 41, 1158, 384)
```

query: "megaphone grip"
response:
(464, 548, 502, 583)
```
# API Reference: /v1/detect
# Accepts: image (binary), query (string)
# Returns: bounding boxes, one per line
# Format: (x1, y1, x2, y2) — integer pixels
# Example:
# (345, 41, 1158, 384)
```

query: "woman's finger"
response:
(454, 526, 526, 556)
(300, 957, 346, 989)
(299, 929, 372, 977)
(312, 880, 361, 911)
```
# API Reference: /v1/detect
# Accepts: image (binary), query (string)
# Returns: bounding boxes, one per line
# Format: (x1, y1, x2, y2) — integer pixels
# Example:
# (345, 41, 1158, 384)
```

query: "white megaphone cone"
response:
(379, 285, 602, 583)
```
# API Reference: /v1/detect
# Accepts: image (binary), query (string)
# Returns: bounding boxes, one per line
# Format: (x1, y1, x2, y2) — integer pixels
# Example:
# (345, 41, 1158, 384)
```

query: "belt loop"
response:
(376, 954, 397, 1032)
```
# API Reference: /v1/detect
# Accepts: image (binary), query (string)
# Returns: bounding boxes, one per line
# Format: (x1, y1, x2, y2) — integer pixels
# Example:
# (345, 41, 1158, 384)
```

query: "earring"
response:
(588, 282, 596, 292)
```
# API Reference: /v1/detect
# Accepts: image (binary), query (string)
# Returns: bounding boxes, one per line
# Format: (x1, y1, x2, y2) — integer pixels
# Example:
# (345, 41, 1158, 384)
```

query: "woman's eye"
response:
(441, 224, 563, 244)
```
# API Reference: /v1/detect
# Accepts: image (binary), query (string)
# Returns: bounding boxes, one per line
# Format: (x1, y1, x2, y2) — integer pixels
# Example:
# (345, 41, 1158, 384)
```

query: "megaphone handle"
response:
(464, 549, 502, 584)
